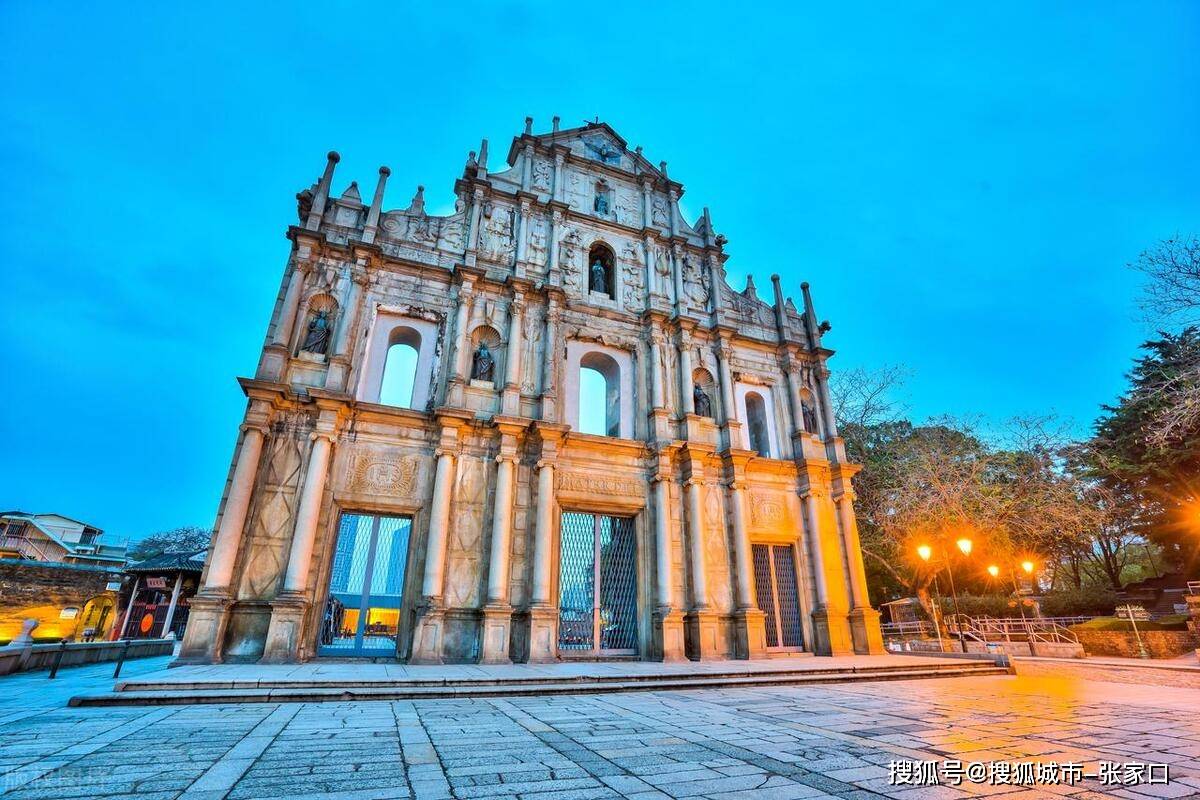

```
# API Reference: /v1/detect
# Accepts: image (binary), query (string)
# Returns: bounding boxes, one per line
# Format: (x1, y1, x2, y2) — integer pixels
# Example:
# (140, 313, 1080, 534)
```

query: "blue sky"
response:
(2, 3, 1197, 543)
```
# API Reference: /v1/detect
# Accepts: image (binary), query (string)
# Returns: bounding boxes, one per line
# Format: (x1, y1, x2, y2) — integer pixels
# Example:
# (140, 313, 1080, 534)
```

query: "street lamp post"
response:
(919, 540, 971, 653)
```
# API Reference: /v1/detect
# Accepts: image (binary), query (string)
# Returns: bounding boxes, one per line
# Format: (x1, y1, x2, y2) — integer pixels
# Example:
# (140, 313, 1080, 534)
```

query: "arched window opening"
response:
(746, 391, 771, 457)
(587, 243, 615, 298)
(578, 351, 621, 437)
(379, 327, 421, 409)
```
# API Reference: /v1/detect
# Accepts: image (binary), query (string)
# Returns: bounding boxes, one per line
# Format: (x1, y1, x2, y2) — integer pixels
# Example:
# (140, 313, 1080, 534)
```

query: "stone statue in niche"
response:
(301, 310, 332, 355)
(594, 191, 609, 215)
(471, 343, 495, 382)
(694, 385, 713, 418)
(590, 258, 608, 294)
(802, 397, 819, 435)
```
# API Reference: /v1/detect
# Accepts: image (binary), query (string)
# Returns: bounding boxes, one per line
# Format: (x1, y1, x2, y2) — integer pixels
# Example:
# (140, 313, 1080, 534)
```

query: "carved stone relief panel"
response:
(341, 447, 421, 499)
(237, 412, 313, 601)
(704, 485, 733, 611)
(748, 490, 793, 533)
(445, 455, 488, 608)
(478, 202, 515, 263)
(531, 158, 553, 193)
(556, 470, 643, 499)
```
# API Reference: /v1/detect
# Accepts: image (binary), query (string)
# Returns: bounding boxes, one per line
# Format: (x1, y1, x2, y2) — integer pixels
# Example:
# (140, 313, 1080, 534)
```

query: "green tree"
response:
(1089, 328, 1200, 572)
(127, 526, 210, 562)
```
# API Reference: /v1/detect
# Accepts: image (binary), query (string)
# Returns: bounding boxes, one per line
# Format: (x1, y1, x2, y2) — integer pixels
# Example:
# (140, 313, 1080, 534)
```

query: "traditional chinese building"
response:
(179, 117, 885, 665)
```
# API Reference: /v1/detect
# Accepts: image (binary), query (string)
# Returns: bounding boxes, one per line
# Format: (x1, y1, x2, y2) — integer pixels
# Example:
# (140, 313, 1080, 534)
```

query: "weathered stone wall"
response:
(1074, 628, 1199, 659)
(0, 560, 122, 642)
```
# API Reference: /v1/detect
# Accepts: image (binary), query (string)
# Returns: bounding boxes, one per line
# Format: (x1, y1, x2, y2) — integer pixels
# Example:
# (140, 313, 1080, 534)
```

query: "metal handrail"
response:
(948, 615, 1079, 645)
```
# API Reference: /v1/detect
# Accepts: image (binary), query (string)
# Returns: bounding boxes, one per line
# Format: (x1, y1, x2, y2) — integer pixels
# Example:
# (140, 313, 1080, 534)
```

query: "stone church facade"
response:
(179, 118, 885, 665)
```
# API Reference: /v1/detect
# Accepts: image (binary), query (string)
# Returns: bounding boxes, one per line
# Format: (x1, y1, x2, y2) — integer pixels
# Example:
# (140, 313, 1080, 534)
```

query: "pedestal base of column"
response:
(479, 604, 514, 664)
(810, 607, 854, 656)
(791, 432, 826, 462)
(526, 605, 559, 663)
(447, 378, 466, 408)
(732, 607, 768, 660)
(325, 355, 351, 392)
(683, 609, 723, 661)
(174, 591, 232, 665)
(500, 386, 521, 417)
(649, 409, 672, 444)
(652, 607, 687, 662)
(723, 420, 745, 452)
(257, 344, 289, 383)
(260, 592, 310, 664)
(682, 414, 719, 446)
(409, 605, 446, 664)
(848, 606, 886, 655)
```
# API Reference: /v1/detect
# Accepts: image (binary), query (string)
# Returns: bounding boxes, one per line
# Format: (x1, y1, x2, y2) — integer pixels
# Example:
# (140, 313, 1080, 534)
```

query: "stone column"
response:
(685, 477, 708, 609)
(272, 268, 305, 349)
(648, 332, 665, 410)
(514, 198, 530, 270)
(465, 187, 484, 265)
(804, 485, 854, 656)
(410, 436, 458, 664)
(529, 460, 555, 607)
(642, 237, 658, 297)
(671, 245, 685, 314)
(160, 573, 184, 639)
(547, 210, 562, 282)
(782, 359, 804, 437)
(527, 425, 564, 662)
(261, 428, 336, 663)
(728, 476, 766, 658)
(447, 283, 473, 406)
(501, 294, 524, 416)
(838, 490, 885, 654)
(203, 423, 266, 592)
(715, 338, 737, 424)
(552, 151, 565, 203)
(683, 463, 721, 660)
(326, 267, 364, 391)
(540, 301, 561, 422)
(651, 467, 685, 661)
(481, 426, 521, 663)
(816, 365, 839, 440)
(678, 332, 695, 416)
(177, 410, 269, 664)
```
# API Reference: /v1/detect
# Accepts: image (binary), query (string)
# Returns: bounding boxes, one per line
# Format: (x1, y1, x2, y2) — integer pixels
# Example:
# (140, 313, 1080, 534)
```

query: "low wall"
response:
(0, 638, 173, 677)
(1074, 629, 1199, 659)
(894, 638, 1082, 658)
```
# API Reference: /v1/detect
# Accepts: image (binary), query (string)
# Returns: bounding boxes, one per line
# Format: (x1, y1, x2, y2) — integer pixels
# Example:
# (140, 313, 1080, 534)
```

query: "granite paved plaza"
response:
(1, 657, 1198, 800)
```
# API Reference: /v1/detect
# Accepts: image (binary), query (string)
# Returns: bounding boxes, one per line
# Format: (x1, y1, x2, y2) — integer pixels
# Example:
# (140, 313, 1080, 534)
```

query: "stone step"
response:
(71, 663, 1007, 706)
(113, 659, 996, 692)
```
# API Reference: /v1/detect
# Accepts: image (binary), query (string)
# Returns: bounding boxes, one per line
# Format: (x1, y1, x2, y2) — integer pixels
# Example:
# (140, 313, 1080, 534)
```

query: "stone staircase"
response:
(69, 657, 1008, 706)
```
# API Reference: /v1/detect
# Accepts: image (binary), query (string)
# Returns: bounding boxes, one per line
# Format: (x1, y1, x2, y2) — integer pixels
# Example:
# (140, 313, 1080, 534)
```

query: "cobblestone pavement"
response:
(1, 661, 1198, 800)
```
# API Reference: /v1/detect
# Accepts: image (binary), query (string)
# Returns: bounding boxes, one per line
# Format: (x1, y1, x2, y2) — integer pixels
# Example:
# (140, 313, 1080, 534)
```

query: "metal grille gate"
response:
(752, 543, 804, 650)
(558, 512, 638, 654)
(318, 513, 411, 657)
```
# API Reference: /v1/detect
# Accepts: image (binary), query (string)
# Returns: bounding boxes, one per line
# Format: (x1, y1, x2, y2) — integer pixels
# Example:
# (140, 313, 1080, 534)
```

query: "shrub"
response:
(1039, 586, 1118, 617)
(1069, 615, 1190, 632)
(937, 594, 1013, 618)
